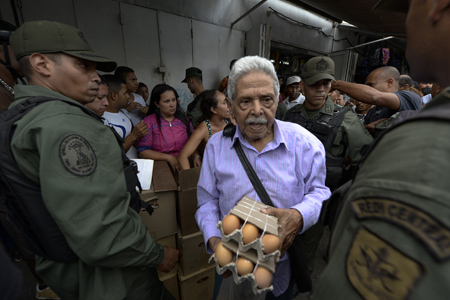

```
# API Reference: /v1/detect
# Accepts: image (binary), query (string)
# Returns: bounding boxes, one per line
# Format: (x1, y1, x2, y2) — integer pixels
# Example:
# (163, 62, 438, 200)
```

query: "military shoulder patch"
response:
(347, 226, 424, 300)
(351, 198, 450, 261)
(59, 134, 97, 176)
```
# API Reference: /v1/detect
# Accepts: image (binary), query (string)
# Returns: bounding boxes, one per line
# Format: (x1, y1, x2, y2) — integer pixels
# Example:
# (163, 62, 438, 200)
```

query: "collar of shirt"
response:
(13, 85, 80, 107)
(231, 119, 290, 153)
(293, 96, 335, 118)
(283, 93, 304, 105)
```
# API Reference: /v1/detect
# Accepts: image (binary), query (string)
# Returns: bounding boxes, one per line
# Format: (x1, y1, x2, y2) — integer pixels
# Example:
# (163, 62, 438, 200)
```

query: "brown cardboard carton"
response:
(177, 228, 212, 276)
(159, 267, 180, 300)
(156, 234, 177, 278)
(177, 167, 201, 236)
(178, 265, 215, 300)
(139, 161, 178, 240)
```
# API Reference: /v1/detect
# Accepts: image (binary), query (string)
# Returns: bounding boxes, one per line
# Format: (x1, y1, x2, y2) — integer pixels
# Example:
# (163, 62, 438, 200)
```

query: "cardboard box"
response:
(177, 228, 212, 276)
(159, 267, 180, 300)
(139, 161, 178, 240)
(178, 265, 215, 300)
(177, 167, 201, 236)
(156, 234, 177, 278)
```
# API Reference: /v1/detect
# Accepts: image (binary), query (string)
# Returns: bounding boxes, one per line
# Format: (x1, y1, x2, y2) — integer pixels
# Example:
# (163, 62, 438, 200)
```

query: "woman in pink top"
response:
(137, 84, 194, 170)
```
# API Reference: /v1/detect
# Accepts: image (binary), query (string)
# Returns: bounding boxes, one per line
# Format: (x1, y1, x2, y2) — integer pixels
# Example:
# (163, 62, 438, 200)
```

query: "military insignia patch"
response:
(59, 134, 97, 176)
(351, 198, 450, 261)
(347, 226, 424, 300)
(315, 59, 328, 73)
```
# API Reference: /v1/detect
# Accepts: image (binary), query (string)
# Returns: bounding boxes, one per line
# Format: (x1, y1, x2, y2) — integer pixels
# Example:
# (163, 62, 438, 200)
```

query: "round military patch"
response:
(59, 134, 97, 176)
(315, 59, 328, 73)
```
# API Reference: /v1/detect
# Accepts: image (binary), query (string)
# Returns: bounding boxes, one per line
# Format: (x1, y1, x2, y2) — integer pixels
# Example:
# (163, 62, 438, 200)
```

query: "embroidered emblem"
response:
(347, 226, 424, 300)
(351, 198, 450, 261)
(59, 134, 97, 176)
(315, 59, 328, 73)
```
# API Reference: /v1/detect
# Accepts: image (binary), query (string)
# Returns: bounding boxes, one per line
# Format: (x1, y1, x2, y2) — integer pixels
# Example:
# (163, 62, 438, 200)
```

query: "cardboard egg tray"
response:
(217, 195, 281, 262)
(209, 239, 275, 295)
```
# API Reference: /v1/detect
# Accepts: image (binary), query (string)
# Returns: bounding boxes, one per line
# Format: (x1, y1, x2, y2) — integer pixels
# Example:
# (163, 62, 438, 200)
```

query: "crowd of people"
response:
(1, 0, 450, 299)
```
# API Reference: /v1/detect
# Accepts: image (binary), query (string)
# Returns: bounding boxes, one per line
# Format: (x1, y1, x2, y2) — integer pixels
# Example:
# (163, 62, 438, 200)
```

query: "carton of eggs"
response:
(210, 196, 282, 294)
(210, 239, 276, 294)
(218, 195, 281, 262)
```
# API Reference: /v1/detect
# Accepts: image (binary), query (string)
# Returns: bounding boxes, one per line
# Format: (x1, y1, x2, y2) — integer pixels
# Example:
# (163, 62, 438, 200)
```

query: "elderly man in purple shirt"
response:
(195, 56, 330, 299)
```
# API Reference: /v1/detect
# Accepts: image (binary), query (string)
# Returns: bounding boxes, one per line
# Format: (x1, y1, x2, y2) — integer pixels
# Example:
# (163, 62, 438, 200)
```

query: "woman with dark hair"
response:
(178, 89, 233, 170)
(137, 84, 194, 170)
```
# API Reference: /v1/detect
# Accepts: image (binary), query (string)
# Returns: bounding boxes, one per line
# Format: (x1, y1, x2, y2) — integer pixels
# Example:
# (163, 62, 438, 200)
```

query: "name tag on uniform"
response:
(351, 198, 450, 261)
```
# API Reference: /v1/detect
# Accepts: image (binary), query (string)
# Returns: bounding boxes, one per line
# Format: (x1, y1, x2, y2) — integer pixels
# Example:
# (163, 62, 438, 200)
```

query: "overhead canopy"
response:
(288, 0, 408, 37)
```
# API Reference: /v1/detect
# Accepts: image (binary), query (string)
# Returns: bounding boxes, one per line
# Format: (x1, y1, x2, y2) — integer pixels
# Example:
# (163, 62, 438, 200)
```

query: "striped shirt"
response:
(137, 114, 193, 156)
(195, 119, 330, 296)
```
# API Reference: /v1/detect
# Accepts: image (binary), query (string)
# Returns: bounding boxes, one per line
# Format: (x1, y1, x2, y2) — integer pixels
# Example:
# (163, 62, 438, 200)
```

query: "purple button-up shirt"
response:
(195, 119, 330, 296)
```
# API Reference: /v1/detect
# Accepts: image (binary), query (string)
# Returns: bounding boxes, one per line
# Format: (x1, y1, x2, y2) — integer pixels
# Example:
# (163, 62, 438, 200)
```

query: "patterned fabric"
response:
(196, 119, 330, 296)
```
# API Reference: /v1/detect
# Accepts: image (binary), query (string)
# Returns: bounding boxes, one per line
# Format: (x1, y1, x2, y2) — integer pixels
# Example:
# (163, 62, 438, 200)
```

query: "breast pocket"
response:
(274, 181, 305, 208)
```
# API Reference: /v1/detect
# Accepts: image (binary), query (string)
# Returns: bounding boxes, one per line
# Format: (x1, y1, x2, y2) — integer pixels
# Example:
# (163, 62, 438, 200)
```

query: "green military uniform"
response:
(11, 85, 171, 300)
(286, 97, 373, 167)
(187, 97, 202, 128)
(285, 97, 373, 274)
(314, 87, 450, 299)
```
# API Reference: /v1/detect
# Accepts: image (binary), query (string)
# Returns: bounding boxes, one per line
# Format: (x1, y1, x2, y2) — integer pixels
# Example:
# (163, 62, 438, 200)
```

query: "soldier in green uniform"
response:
(8, 21, 179, 300)
(283, 56, 373, 278)
(314, 0, 450, 299)
(284, 56, 373, 191)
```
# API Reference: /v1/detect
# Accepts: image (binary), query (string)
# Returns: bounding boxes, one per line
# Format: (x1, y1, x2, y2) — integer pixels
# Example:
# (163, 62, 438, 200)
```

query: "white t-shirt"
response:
(103, 109, 138, 159)
(128, 93, 146, 126)
(283, 94, 305, 110)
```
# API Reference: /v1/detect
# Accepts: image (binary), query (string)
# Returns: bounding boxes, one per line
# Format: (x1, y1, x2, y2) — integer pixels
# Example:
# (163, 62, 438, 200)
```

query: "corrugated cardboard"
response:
(177, 167, 201, 236)
(156, 234, 177, 278)
(177, 228, 212, 276)
(159, 266, 180, 300)
(139, 161, 178, 240)
(178, 265, 215, 300)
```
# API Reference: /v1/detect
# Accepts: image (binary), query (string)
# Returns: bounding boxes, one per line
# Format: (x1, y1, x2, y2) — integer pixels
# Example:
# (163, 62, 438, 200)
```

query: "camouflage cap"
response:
(301, 56, 335, 86)
(372, 0, 408, 13)
(10, 20, 117, 72)
(182, 67, 202, 83)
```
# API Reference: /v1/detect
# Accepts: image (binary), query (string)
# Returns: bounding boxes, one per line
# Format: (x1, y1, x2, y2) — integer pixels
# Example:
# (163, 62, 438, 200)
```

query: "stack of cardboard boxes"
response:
(138, 161, 214, 300)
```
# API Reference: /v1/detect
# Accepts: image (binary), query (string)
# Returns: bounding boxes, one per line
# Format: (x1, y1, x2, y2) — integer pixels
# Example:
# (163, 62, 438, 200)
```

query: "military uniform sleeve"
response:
(12, 110, 164, 268)
(341, 110, 373, 165)
(187, 101, 203, 129)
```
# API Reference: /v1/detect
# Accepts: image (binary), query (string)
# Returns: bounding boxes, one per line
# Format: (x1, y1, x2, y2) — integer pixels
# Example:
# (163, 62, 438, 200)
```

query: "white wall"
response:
(1, 0, 359, 107)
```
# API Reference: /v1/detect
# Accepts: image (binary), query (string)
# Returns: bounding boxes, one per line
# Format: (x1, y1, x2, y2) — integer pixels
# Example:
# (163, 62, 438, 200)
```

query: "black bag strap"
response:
(223, 123, 274, 206)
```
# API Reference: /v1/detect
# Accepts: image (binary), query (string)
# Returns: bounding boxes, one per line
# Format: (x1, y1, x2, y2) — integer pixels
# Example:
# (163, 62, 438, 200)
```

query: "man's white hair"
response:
(227, 56, 280, 106)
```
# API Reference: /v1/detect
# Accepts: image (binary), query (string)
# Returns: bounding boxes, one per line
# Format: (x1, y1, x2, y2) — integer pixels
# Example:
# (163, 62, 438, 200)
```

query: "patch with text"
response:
(347, 226, 424, 300)
(59, 134, 97, 176)
(351, 198, 450, 261)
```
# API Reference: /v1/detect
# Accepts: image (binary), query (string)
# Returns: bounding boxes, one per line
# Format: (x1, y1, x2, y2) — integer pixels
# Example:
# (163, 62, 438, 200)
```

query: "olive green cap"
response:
(10, 20, 117, 72)
(182, 67, 202, 83)
(372, 0, 409, 13)
(301, 56, 336, 86)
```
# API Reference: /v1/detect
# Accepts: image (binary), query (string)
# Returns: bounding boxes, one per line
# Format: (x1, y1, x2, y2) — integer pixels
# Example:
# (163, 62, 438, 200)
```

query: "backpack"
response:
(0, 96, 148, 262)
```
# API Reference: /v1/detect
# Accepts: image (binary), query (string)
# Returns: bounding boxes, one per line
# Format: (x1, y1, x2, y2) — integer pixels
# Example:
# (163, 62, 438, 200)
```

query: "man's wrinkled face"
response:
(232, 72, 277, 142)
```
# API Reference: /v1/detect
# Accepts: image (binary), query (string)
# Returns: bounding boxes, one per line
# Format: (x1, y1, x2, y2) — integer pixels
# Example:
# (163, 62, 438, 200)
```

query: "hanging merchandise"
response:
(381, 48, 390, 65)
